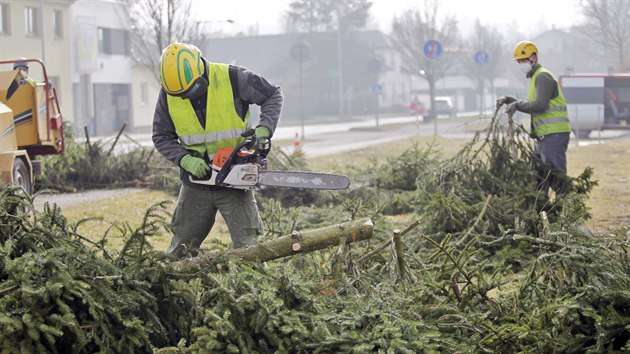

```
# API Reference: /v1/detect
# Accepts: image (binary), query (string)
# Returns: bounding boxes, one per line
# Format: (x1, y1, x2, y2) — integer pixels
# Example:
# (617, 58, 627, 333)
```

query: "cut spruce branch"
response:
(393, 229, 408, 283)
(456, 194, 494, 245)
(174, 218, 374, 272)
(105, 122, 128, 159)
(356, 220, 420, 265)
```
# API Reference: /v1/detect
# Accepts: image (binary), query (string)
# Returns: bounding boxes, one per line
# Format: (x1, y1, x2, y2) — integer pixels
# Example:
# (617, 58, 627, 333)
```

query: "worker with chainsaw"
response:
(152, 42, 282, 258)
(496, 41, 571, 192)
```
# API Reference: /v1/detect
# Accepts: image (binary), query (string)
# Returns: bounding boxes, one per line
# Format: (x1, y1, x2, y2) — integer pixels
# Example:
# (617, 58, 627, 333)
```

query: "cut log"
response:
(174, 218, 374, 272)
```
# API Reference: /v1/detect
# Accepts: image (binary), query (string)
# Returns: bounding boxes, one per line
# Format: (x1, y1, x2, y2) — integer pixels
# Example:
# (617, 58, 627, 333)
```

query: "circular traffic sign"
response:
(423, 39, 443, 60)
(371, 83, 383, 96)
(474, 50, 489, 65)
(290, 41, 311, 63)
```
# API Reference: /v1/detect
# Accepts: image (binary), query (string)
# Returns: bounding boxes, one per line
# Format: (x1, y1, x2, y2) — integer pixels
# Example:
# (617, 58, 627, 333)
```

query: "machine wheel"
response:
(12, 158, 32, 195)
(574, 130, 591, 139)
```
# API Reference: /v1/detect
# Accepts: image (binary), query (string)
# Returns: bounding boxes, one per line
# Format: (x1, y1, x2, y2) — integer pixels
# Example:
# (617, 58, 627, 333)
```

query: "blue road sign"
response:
(371, 83, 383, 95)
(474, 50, 489, 65)
(423, 39, 443, 60)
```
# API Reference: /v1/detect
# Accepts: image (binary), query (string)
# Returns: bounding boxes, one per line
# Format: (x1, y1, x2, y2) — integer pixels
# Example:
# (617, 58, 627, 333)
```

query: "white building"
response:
(0, 0, 75, 123)
(70, 0, 158, 137)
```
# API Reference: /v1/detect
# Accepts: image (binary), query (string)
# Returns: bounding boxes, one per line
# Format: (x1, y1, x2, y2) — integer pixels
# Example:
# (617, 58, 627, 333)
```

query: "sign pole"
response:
(376, 94, 380, 127)
(299, 59, 304, 141)
(290, 40, 311, 143)
(474, 50, 490, 116)
(423, 40, 443, 137)
(434, 110, 438, 136)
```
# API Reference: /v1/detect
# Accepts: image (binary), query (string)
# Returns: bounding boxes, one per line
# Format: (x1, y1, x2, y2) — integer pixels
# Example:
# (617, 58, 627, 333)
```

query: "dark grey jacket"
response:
(515, 64, 559, 114)
(152, 64, 283, 169)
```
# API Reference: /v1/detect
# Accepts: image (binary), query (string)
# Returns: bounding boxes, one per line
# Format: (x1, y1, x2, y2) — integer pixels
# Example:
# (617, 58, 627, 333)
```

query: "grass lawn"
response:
(567, 139, 630, 233)
(60, 132, 630, 252)
(65, 189, 237, 252)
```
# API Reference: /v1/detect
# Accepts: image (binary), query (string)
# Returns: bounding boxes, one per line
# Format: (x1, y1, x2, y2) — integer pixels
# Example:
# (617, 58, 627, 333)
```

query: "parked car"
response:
(424, 96, 457, 121)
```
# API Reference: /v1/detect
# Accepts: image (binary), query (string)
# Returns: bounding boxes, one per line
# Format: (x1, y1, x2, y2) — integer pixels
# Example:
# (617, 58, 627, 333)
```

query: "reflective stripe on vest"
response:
(179, 128, 244, 145)
(528, 66, 571, 137)
(167, 62, 248, 157)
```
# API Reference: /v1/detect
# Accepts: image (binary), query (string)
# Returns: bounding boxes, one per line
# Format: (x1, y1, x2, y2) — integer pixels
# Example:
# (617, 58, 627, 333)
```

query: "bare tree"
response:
(579, 0, 630, 71)
(390, 1, 460, 121)
(463, 20, 506, 114)
(284, 0, 335, 33)
(121, 0, 211, 83)
(284, 0, 372, 33)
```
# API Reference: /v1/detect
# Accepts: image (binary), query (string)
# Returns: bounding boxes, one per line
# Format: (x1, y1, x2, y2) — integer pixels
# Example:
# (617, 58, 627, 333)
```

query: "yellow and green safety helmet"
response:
(513, 40, 538, 61)
(159, 42, 207, 99)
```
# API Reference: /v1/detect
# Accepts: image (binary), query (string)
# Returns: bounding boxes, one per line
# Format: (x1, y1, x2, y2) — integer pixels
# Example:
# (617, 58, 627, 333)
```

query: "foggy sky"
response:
(196, 0, 584, 38)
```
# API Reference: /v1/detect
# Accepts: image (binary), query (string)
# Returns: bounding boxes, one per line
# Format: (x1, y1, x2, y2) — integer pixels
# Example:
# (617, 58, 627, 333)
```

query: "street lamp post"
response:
(290, 40, 311, 141)
(39, 0, 46, 62)
(336, 4, 344, 120)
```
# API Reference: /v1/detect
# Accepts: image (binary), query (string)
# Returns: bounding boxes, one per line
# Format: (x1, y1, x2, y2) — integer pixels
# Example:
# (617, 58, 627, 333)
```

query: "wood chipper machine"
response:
(0, 59, 65, 194)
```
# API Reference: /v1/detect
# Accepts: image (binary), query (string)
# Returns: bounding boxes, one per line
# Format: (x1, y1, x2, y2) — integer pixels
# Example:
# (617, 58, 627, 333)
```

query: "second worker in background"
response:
(497, 40, 571, 194)
(152, 43, 283, 258)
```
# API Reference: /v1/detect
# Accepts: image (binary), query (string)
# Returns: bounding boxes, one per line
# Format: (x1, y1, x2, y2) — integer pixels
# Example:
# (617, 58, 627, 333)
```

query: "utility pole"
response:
(336, 4, 344, 119)
(39, 0, 46, 62)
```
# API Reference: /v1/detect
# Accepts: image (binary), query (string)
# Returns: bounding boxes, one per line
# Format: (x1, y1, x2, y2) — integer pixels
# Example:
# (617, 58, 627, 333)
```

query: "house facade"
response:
(0, 0, 75, 123)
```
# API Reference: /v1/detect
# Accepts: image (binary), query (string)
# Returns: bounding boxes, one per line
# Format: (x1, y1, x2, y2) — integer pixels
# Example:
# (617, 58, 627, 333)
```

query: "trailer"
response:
(0, 59, 65, 194)
(559, 73, 630, 138)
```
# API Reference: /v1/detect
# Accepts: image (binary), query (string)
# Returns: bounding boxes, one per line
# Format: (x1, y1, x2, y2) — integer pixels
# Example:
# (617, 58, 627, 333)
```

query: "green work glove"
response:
(241, 126, 271, 151)
(179, 155, 210, 178)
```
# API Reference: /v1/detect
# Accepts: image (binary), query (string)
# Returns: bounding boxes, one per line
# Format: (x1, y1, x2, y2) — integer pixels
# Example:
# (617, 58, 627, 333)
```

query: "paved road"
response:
(287, 116, 474, 158)
(116, 116, 472, 157)
(33, 188, 145, 211)
(98, 112, 630, 157)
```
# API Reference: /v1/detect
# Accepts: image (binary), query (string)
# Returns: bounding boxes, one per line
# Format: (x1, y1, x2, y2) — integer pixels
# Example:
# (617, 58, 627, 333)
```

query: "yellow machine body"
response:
(0, 59, 65, 193)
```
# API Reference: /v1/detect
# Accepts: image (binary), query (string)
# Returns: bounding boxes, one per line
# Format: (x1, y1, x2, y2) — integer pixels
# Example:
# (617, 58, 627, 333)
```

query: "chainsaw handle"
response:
(243, 136, 272, 158)
(215, 139, 260, 185)
(256, 138, 271, 158)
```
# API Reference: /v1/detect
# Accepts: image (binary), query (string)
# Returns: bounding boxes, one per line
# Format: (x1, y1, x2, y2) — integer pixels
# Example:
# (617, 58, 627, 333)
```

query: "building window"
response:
(0, 3, 10, 34)
(25, 7, 39, 36)
(52, 10, 62, 38)
(140, 82, 148, 105)
(98, 27, 130, 55)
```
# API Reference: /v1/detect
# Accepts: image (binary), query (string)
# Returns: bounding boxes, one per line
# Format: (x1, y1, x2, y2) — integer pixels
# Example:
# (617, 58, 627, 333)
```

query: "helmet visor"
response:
(173, 76, 208, 100)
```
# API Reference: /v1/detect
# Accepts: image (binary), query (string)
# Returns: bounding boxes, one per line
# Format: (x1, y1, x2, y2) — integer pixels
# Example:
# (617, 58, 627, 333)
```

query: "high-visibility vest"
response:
(528, 66, 571, 137)
(167, 63, 248, 158)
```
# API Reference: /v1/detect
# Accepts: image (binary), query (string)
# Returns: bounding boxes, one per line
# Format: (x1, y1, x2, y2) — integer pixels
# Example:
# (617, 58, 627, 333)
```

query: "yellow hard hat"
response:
(513, 40, 538, 61)
(159, 42, 206, 98)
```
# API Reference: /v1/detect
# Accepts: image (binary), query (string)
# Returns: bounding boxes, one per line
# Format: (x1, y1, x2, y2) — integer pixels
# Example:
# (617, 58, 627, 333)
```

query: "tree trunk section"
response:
(174, 218, 374, 272)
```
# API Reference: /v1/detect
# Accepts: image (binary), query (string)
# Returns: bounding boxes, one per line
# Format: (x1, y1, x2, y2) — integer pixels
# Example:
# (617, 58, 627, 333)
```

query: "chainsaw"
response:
(189, 139, 350, 190)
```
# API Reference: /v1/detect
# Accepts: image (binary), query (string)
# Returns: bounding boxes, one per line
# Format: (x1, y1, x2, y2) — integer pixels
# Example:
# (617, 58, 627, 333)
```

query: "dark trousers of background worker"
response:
(534, 132, 571, 194)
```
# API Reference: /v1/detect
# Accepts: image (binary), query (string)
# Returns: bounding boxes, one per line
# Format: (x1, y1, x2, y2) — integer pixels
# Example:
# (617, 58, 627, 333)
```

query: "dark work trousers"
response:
(166, 183, 263, 258)
(534, 132, 570, 192)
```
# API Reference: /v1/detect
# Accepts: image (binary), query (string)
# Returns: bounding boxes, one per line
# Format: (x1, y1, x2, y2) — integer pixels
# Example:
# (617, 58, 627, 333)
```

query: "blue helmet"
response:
(13, 58, 29, 70)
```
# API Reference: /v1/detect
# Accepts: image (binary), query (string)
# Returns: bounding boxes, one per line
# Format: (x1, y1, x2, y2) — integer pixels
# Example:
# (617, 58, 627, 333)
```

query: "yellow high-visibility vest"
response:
(528, 67, 571, 137)
(167, 63, 248, 158)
